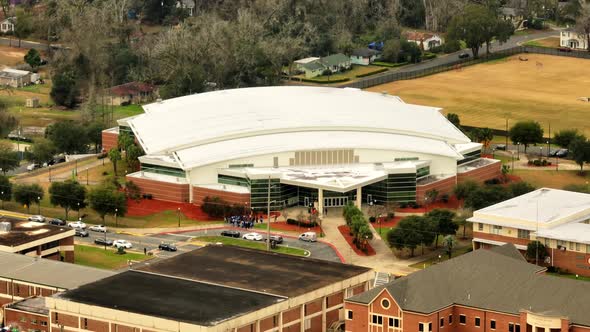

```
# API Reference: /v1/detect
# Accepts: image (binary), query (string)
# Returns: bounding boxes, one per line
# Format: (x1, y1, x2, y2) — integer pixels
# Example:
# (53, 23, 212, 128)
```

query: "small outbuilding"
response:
(0, 68, 31, 88)
(350, 48, 381, 66)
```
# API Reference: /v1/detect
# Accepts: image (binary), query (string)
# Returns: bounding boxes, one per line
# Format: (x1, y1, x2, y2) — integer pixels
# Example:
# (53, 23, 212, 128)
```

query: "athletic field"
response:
(367, 54, 590, 135)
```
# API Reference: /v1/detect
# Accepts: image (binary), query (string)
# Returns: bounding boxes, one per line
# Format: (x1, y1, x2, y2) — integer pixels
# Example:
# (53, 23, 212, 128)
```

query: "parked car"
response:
(242, 232, 263, 241)
(265, 235, 283, 244)
(48, 218, 66, 226)
(556, 149, 569, 158)
(94, 238, 113, 246)
(89, 225, 107, 233)
(220, 230, 241, 238)
(28, 215, 45, 222)
(495, 144, 506, 151)
(68, 221, 87, 229)
(158, 243, 177, 251)
(299, 232, 317, 242)
(558, 47, 573, 53)
(458, 52, 470, 59)
(74, 228, 89, 237)
(26, 163, 39, 171)
(113, 239, 132, 249)
(549, 149, 559, 157)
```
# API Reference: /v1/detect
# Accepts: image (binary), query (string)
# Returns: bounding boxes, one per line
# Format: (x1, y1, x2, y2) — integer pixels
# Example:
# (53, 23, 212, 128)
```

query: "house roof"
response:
(352, 48, 380, 57)
(346, 245, 590, 327)
(6, 296, 49, 316)
(137, 245, 371, 298)
(0, 68, 30, 79)
(109, 81, 156, 97)
(134, 86, 471, 157)
(300, 60, 325, 71)
(403, 31, 437, 41)
(321, 53, 350, 67)
(0, 251, 116, 289)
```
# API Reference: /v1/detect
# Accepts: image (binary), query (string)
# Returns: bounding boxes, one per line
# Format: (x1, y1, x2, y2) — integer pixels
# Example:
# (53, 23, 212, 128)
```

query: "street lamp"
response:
(540, 146, 543, 159)
(1, 191, 3, 209)
(77, 202, 81, 219)
(177, 207, 181, 227)
(103, 226, 107, 250)
(511, 151, 515, 173)
(37, 196, 41, 215)
(517, 142, 520, 160)
(492, 147, 496, 159)
(115, 208, 118, 227)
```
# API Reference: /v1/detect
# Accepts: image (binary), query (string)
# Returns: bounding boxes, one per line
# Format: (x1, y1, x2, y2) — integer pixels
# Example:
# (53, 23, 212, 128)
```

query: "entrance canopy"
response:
(220, 161, 427, 193)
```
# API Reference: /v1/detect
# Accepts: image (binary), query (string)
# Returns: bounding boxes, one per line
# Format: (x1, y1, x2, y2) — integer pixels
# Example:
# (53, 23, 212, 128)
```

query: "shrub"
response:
(528, 160, 533, 165)
(423, 52, 437, 60)
(541, 159, 547, 166)
(484, 178, 501, 185)
(443, 39, 461, 53)
(441, 194, 450, 203)
(373, 61, 408, 68)
(387, 212, 395, 219)
(355, 68, 388, 78)
(286, 218, 317, 228)
(533, 159, 541, 166)
(300, 77, 350, 84)
(125, 181, 141, 201)
(369, 216, 376, 223)
(399, 202, 408, 208)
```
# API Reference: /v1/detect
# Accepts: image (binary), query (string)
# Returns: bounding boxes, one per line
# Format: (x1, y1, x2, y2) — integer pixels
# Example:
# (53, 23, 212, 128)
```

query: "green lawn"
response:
(547, 272, 590, 282)
(74, 244, 151, 270)
(112, 104, 145, 119)
(409, 246, 473, 269)
(195, 236, 309, 257)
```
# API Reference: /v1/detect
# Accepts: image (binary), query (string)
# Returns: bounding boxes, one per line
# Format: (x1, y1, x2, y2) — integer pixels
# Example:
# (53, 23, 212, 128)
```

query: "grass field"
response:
(409, 246, 473, 269)
(513, 169, 590, 189)
(74, 244, 151, 270)
(523, 37, 561, 48)
(195, 236, 309, 256)
(367, 54, 590, 136)
(295, 65, 386, 83)
(547, 271, 590, 282)
(0, 45, 28, 68)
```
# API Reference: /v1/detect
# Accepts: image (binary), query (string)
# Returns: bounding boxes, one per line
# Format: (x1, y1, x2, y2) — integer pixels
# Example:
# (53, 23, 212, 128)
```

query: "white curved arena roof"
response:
(129, 87, 470, 156)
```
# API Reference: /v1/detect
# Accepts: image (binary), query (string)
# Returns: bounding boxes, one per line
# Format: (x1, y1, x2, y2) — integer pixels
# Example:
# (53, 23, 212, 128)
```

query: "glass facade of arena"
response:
(250, 178, 282, 211)
(119, 125, 135, 138)
(141, 164, 185, 177)
(363, 171, 422, 204)
(458, 149, 482, 165)
(218, 174, 249, 187)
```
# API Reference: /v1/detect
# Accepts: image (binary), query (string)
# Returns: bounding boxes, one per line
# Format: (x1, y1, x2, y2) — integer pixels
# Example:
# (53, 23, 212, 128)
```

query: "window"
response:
(371, 315, 383, 325)
(576, 242, 581, 251)
(544, 238, 550, 247)
(40, 322, 47, 327)
(440, 318, 445, 327)
(381, 298, 390, 309)
(449, 315, 453, 324)
(517, 229, 530, 239)
(31, 319, 38, 325)
(346, 310, 353, 320)
(459, 315, 466, 325)
(389, 318, 399, 328)
(569, 241, 574, 250)
(587, 244, 590, 253)
(491, 225, 502, 235)
(509, 323, 515, 332)
(20, 316, 27, 323)
(419, 323, 424, 332)
(83, 318, 88, 329)
(475, 317, 481, 327)
(491, 320, 496, 330)
(273, 157, 279, 168)
(515, 324, 521, 332)
(428, 322, 432, 332)
(478, 223, 483, 231)
(53, 313, 59, 324)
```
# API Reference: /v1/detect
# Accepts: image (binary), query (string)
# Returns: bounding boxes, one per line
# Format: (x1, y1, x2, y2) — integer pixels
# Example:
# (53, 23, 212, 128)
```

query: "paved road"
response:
(348, 30, 560, 87)
(0, 37, 60, 51)
(75, 226, 342, 263)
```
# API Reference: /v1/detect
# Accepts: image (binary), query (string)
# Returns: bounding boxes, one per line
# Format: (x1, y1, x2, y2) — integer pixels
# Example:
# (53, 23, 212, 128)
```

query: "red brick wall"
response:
(192, 186, 250, 206)
(344, 302, 369, 332)
(309, 315, 322, 332)
(283, 306, 301, 324)
(5, 307, 49, 332)
(458, 160, 502, 184)
(237, 323, 255, 332)
(259, 315, 278, 332)
(473, 231, 531, 247)
(353, 285, 366, 295)
(101, 130, 119, 153)
(53, 312, 79, 328)
(549, 247, 590, 277)
(326, 291, 344, 308)
(284, 322, 300, 332)
(305, 299, 322, 315)
(126, 175, 189, 203)
(326, 309, 340, 330)
(416, 176, 457, 204)
(84, 318, 109, 332)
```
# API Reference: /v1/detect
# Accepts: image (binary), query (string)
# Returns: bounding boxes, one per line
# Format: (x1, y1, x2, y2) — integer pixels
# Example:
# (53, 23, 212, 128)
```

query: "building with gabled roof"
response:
(345, 244, 590, 332)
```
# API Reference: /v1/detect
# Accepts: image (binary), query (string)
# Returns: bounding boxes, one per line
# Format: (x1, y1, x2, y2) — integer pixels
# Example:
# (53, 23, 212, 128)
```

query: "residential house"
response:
(0, 69, 31, 88)
(103, 81, 158, 106)
(294, 57, 320, 72)
(560, 28, 588, 50)
(0, 17, 15, 33)
(500, 0, 526, 29)
(298, 54, 351, 78)
(345, 244, 590, 332)
(403, 31, 443, 51)
(350, 48, 381, 66)
(177, 0, 195, 16)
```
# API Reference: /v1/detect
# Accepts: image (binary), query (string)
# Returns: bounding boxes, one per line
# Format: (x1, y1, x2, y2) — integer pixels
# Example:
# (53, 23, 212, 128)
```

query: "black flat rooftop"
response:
(60, 270, 284, 326)
(0, 217, 71, 247)
(138, 244, 371, 297)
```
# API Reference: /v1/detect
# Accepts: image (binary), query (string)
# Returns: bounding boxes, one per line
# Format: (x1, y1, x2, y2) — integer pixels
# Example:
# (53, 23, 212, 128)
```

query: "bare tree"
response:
(577, 4, 590, 52)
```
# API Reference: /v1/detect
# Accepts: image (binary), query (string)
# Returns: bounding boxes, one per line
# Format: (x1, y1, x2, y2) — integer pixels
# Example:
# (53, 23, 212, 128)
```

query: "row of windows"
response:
(369, 314, 400, 328)
(19, 316, 47, 326)
(553, 239, 590, 253)
(140, 163, 185, 177)
(457, 149, 482, 165)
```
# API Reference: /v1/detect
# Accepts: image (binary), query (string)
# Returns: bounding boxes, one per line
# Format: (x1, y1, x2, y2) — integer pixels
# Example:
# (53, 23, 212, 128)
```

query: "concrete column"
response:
(187, 170, 193, 203)
(318, 189, 324, 218)
(356, 187, 362, 209)
(322, 296, 327, 332)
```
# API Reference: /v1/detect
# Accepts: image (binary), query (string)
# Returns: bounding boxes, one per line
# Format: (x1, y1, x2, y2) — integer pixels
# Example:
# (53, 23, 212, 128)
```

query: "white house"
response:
(0, 68, 31, 88)
(0, 17, 15, 33)
(404, 31, 443, 51)
(177, 0, 195, 16)
(350, 48, 381, 66)
(560, 28, 588, 50)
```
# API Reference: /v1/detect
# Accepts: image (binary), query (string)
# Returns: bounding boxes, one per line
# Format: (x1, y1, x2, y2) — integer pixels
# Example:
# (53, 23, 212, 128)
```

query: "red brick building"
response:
(3, 297, 49, 332)
(46, 245, 374, 332)
(0, 217, 75, 262)
(469, 188, 590, 276)
(345, 244, 590, 332)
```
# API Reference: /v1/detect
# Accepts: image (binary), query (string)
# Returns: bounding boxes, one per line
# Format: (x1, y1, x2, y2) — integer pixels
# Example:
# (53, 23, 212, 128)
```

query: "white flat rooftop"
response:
(127, 171, 188, 184)
(195, 184, 250, 194)
(472, 188, 590, 227)
(536, 223, 590, 245)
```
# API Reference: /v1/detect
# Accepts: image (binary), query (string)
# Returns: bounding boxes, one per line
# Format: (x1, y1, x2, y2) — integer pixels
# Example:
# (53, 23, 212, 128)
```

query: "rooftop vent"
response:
(0, 221, 11, 232)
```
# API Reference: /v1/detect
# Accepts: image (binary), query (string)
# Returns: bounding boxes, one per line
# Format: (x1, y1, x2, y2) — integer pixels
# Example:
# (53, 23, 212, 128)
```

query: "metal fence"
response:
(342, 46, 590, 89)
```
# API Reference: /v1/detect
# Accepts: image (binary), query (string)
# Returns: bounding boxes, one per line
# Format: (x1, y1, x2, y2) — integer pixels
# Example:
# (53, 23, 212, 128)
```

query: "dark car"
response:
(558, 47, 573, 53)
(74, 228, 89, 237)
(265, 235, 284, 244)
(549, 149, 559, 157)
(556, 149, 569, 158)
(94, 238, 113, 246)
(458, 52, 470, 59)
(158, 243, 177, 251)
(495, 144, 506, 151)
(221, 230, 241, 238)
(48, 218, 66, 226)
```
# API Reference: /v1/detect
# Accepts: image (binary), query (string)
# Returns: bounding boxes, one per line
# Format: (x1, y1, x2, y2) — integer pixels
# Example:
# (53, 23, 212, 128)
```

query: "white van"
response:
(299, 231, 317, 242)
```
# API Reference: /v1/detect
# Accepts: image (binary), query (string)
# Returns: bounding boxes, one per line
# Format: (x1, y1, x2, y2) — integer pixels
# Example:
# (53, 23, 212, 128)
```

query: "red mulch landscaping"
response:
(268, 221, 322, 234)
(337, 225, 376, 256)
(126, 199, 214, 221)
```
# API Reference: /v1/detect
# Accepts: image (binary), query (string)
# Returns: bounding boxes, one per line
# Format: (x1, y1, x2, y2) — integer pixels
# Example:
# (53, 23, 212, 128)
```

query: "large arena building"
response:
(102, 87, 500, 214)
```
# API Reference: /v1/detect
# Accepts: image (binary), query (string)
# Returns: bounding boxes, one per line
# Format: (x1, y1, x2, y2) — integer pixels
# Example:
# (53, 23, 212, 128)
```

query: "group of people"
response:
(225, 214, 264, 229)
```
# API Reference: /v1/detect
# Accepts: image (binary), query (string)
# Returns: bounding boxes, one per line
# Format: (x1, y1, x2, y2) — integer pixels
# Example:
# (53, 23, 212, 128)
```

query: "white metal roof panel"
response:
(133, 87, 470, 155)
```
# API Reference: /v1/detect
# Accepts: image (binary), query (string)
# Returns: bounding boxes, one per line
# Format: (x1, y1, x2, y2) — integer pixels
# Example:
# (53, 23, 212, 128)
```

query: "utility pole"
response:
(267, 175, 271, 251)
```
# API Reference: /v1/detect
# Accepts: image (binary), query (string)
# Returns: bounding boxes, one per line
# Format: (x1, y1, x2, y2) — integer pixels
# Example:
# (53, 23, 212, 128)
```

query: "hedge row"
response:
(373, 61, 408, 68)
(355, 67, 388, 78)
(286, 218, 318, 228)
(300, 77, 350, 84)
